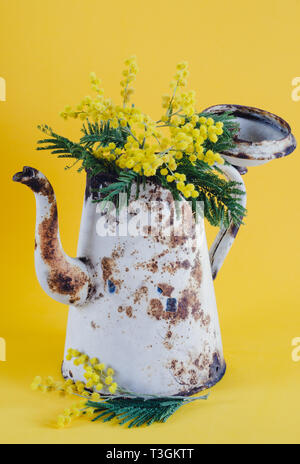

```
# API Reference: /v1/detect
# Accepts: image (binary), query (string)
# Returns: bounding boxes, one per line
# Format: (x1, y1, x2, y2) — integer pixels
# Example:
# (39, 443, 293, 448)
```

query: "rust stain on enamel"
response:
(38, 202, 89, 300)
(157, 283, 174, 297)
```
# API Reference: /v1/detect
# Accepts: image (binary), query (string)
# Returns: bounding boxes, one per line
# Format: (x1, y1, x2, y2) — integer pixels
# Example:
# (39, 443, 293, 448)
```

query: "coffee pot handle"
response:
(209, 164, 247, 279)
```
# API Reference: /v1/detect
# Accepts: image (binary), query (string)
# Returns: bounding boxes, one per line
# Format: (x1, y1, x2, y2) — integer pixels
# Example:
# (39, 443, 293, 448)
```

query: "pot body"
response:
(62, 182, 225, 396)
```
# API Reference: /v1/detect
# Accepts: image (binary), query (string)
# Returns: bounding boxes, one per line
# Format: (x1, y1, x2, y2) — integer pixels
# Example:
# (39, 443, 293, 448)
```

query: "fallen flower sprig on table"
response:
(31, 348, 209, 428)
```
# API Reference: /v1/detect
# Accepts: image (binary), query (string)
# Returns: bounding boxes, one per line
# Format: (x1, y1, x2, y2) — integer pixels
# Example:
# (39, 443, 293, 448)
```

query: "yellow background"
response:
(0, 0, 300, 444)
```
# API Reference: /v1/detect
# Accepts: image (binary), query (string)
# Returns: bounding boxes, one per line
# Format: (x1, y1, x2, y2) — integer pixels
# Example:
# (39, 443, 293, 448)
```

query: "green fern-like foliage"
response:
(37, 124, 114, 176)
(37, 112, 246, 228)
(169, 157, 245, 227)
(86, 394, 208, 427)
(201, 111, 239, 153)
(80, 120, 128, 149)
(97, 170, 140, 206)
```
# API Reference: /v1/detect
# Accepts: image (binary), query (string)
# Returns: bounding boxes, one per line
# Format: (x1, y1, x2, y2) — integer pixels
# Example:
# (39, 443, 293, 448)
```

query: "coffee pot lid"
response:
(203, 104, 296, 167)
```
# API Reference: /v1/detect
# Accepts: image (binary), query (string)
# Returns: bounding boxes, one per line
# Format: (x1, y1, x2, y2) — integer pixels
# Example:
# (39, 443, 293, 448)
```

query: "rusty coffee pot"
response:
(13, 105, 296, 395)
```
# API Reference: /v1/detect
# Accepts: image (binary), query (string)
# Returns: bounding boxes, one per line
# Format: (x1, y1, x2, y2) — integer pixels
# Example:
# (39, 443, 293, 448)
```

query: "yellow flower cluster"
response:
(60, 57, 225, 199)
(56, 401, 86, 428)
(120, 55, 139, 105)
(66, 348, 118, 394)
(31, 349, 119, 428)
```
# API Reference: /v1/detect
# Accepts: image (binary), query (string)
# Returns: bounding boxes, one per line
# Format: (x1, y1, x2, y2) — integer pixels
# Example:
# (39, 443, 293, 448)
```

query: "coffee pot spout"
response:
(13, 167, 94, 306)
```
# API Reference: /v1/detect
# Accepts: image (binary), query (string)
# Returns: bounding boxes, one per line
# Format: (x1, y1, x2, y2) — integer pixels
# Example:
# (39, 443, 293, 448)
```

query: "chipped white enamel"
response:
(62, 183, 226, 396)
